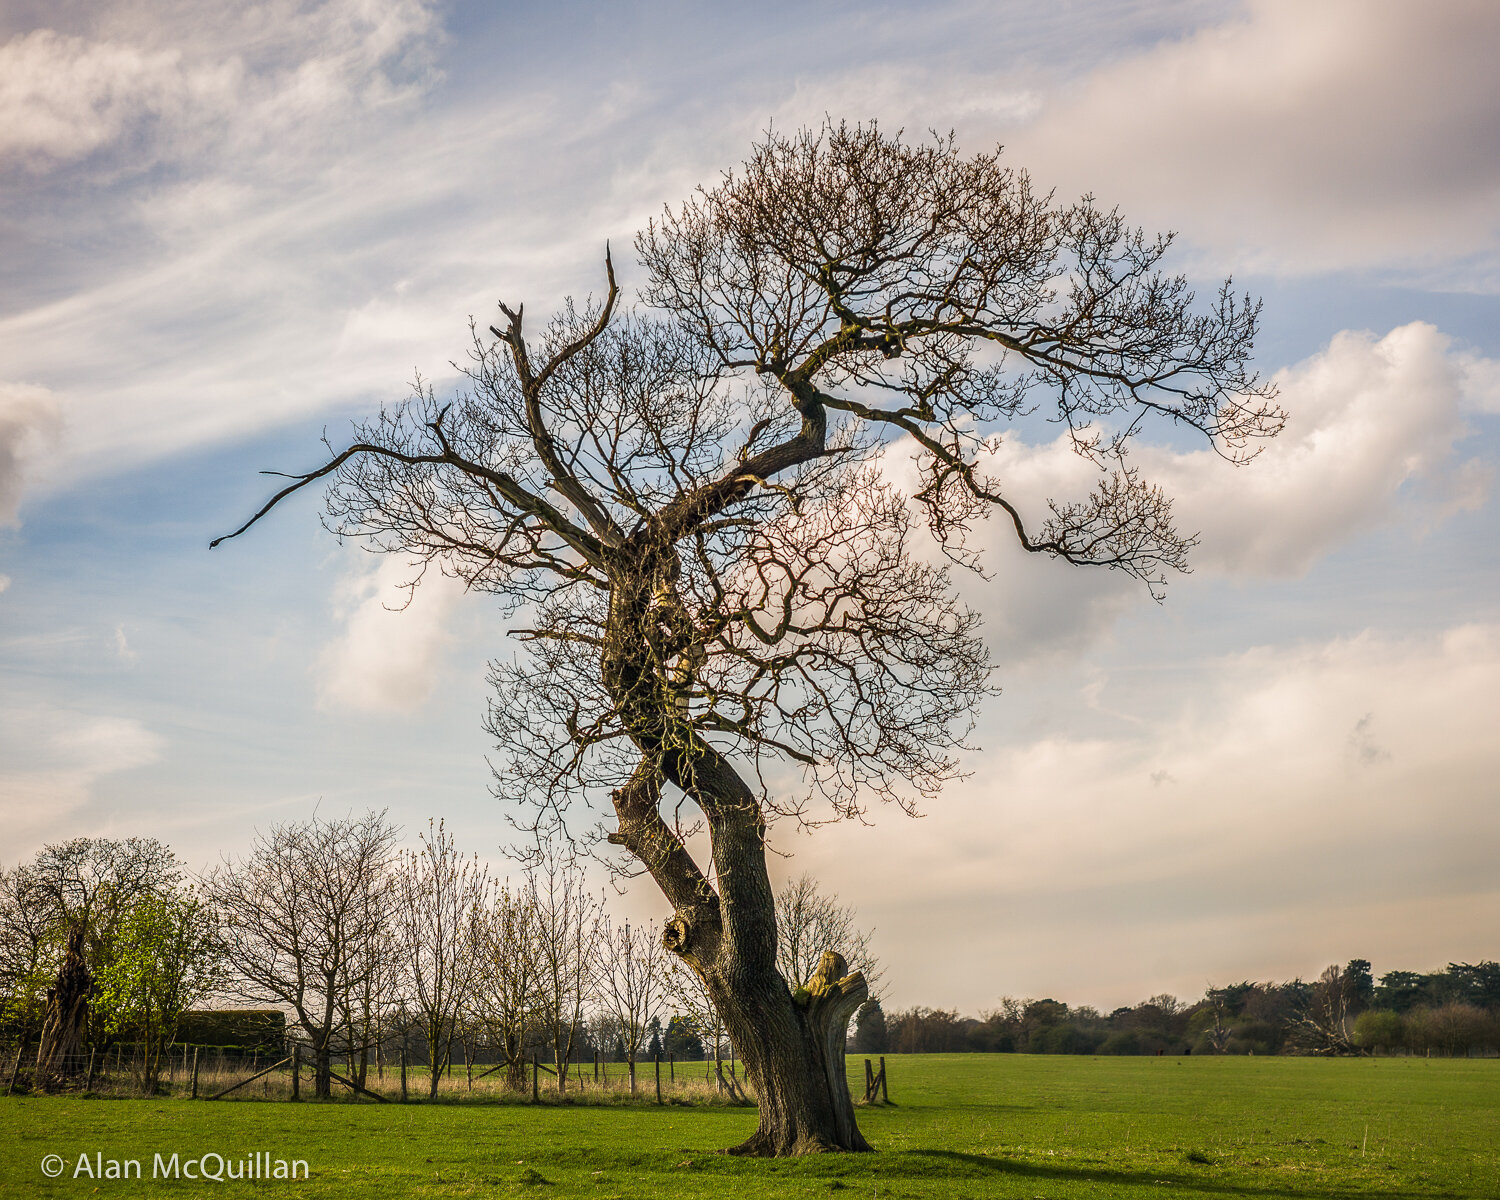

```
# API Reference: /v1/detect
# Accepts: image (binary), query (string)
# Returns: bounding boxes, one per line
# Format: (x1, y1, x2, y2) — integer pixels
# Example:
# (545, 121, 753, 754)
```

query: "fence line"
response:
(0, 1039, 899, 1107)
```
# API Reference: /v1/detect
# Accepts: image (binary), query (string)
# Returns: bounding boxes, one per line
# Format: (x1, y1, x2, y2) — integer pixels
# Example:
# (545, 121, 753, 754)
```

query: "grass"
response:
(2, 1053, 1497, 1198)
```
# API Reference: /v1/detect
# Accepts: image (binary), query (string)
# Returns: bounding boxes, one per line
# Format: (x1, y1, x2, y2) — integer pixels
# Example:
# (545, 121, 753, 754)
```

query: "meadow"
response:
(2, 1053, 1496, 1198)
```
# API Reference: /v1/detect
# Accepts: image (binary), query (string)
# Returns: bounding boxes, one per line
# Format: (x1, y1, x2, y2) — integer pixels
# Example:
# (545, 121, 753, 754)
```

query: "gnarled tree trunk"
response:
(614, 745, 872, 1155)
(709, 950, 870, 1155)
(35, 924, 92, 1090)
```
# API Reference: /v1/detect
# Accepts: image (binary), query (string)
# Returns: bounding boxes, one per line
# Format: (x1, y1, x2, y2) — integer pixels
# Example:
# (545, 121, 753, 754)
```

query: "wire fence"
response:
(2, 1041, 774, 1106)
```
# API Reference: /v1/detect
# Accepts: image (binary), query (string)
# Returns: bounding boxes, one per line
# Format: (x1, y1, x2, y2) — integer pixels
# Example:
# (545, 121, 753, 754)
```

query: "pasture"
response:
(2, 1053, 1496, 1198)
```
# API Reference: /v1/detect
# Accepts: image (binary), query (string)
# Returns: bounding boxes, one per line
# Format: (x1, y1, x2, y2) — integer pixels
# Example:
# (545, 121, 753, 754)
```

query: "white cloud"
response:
(0, 0, 438, 175)
(0, 379, 61, 525)
(1151, 322, 1485, 574)
(1459, 350, 1500, 415)
(0, 707, 166, 842)
(969, 322, 1485, 588)
(316, 554, 468, 715)
(1001, 0, 1500, 277)
(875, 321, 1490, 671)
(793, 622, 1500, 1010)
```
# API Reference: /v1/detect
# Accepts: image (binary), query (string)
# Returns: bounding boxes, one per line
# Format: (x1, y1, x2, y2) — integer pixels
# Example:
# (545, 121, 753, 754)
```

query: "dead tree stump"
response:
(34, 924, 92, 1091)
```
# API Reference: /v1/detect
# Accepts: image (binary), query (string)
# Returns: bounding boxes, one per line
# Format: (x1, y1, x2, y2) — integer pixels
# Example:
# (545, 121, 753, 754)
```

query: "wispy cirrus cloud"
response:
(0, 0, 439, 176)
(0, 705, 165, 843)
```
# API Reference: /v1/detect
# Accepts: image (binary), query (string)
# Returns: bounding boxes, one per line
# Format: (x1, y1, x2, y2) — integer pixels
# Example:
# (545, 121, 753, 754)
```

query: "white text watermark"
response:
(41, 1151, 310, 1182)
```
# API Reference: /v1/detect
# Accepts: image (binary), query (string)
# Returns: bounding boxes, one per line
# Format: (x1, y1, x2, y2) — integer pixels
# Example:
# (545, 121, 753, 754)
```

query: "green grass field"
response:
(3, 1054, 1496, 1198)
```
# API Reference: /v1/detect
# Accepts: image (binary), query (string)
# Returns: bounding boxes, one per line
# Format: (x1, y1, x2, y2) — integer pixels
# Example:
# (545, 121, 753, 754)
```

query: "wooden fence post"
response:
(531, 1053, 538, 1102)
(594, 1051, 599, 1086)
(669, 1054, 674, 1084)
(190, 1048, 199, 1100)
(291, 1045, 300, 1102)
(879, 1055, 888, 1103)
(864, 1059, 873, 1101)
(400, 1047, 408, 1102)
(654, 1055, 661, 1105)
(86, 1048, 96, 1091)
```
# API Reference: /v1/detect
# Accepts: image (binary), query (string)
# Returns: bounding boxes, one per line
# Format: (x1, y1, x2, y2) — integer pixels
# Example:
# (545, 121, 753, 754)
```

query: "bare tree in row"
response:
(593, 914, 671, 1092)
(472, 881, 542, 1088)
(394, 820, 493, 1097)
(529, 849, 601, 1092)
(204, 811, 399, 1098)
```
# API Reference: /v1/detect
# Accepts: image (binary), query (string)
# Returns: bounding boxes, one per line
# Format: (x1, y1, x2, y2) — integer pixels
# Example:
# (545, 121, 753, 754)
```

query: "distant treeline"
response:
(850, 960, 1500, 1058)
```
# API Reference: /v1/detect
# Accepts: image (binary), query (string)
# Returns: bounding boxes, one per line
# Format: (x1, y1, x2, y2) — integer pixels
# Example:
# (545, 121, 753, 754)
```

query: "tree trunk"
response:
(635, 754, 871, 1155)
(705, 950, 870, 1155)
(604, 570, 872, 1155)
(313, 1044, 332, 1099)
(35, 924, 92, 1091)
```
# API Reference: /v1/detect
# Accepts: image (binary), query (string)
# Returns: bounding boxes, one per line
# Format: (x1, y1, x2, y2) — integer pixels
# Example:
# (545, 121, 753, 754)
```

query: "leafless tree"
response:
(775, 874, 882, 1000)
(332, 872, 402, 1089)
(528, 849, 601, 1092)
(205, 811, 398, 1098)
(593, 914, 670, 1091)
(1288, 965, 1359, 1055)
(1407, 1002, 1492, 1057)
(662, 951, 744, 1096)
(473, 881, 543, 1089)
(215, 121, 1282, 1153)
(585, 1009, 622, 1059)
(394, 820, 492, 1097)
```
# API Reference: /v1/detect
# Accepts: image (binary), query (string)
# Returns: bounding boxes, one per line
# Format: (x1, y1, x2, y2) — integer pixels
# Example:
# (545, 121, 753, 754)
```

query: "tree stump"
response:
(34, 924, 92, 1091)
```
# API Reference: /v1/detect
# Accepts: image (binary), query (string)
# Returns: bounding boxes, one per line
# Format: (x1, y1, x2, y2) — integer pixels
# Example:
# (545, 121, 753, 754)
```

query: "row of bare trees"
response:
(2, 824, 881, 1099)
(204, 813, 882, 1099)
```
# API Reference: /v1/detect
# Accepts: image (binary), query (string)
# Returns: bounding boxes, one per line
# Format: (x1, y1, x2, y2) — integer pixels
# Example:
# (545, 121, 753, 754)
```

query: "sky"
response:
(1, 0, 1498, 1015)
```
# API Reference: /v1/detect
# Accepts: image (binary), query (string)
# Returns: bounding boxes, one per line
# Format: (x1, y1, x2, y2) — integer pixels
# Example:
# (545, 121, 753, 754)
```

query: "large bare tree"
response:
(215, 122, 1282, 1153)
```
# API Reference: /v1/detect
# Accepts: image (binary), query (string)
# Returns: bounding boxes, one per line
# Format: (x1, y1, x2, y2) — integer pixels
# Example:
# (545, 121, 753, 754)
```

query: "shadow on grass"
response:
(866, 1149, 1443, 1200)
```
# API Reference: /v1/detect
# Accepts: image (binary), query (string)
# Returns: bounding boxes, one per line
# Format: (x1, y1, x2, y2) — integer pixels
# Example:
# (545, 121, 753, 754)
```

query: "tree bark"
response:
(34, 924, 92, 1091)
(701, 949, 870, 1155)
(313, 1044, 332, 1100)
(621, 746, 871, 1155)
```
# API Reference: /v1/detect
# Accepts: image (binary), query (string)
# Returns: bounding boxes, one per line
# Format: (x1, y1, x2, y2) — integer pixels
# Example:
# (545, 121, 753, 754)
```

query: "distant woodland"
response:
(854, 959, 1500, 1058)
